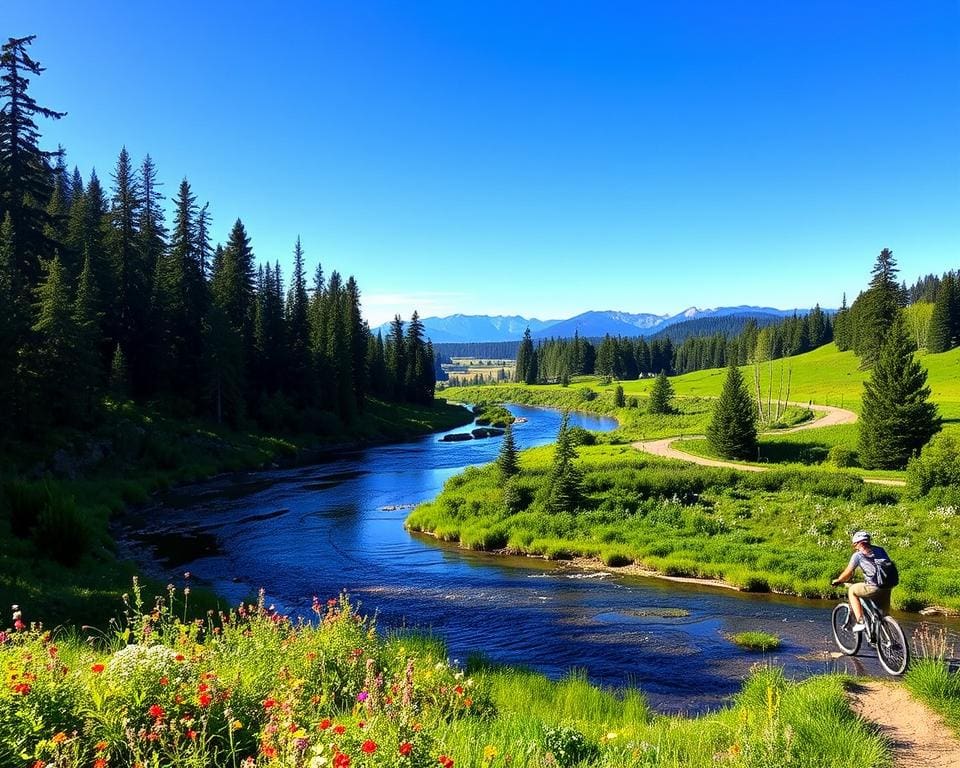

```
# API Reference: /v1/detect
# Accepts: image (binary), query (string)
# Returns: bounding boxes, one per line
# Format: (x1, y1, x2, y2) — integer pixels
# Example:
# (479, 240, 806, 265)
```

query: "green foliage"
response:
(613, 384, 625, 408)
(647, 371, 674, 414)
(496, 424, 520, 480)
(859, 317, 941, 469)
(928, 273, 959, 353)
(828, 445, 857, 468)
(707, 362, 758, 460)
(730, 631, 782, 652)
(546, 413, 584, 513)
(851, 247, 903, 368)
(904, 656, 960, 734)
(906, 432, 960, 498)
(474, 404, 515, 427)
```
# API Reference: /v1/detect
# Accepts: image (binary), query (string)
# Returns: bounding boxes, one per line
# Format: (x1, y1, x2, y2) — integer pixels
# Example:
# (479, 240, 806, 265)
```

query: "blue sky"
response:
(10, 1, 960, 326)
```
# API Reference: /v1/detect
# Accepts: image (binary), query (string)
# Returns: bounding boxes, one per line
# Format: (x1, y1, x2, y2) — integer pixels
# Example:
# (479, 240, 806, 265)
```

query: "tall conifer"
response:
(858, 316, 941, 469)
(706, 361, 757, 460)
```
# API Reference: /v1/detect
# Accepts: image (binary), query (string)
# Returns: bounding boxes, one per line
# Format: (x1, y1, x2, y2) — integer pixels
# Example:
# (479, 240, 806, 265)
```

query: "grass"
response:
(729, 631, 782, 652)
(0, 585, 890, 768)
(407, 446, 960, 611)
(0, 397, 474, 627)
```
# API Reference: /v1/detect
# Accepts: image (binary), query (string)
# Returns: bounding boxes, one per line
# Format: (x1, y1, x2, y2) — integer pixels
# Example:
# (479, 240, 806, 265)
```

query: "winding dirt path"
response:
(848, 681, 960, 767)
(632, 403, 906, 487)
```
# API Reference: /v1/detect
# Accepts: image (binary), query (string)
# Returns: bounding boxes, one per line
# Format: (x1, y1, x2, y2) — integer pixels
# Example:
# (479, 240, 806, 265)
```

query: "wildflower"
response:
(454, 685, 463, 695)
(263, 698, 277, 709)
(186, 729, 197, 741)
(361, 740, 377, 754)
(464, 697, 473, 708)
(232, 720, 243, 730)
(333, 753, 351, 768)
(51, 732, 67, 744)
(483, 745, 497, 762)
(261, 744, 277, 758)
(91, 663, 105, 674)
(13, 682, 31, 695)
(94, 759, 107, 768)
(333, 724, 346, 735)
(149, 704, 165, 720)
(356, 691, 369, 702)
(95, 741, 108, 751)
(399, 742, 413, 756)
(198, 692, 212, 707)
(160, 676, 169, 686)
(439, 755, 454, 768)
(319, 718, 332, 730)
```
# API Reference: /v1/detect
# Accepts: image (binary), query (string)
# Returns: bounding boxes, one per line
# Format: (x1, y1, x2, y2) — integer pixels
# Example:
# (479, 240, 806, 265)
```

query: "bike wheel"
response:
(876, 616, 910, 675)
(832, 603, 861, 655)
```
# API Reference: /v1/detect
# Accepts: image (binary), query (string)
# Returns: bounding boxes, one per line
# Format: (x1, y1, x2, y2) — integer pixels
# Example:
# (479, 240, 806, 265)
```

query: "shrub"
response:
(828, 445, 857, 468)
(906, 433, 960, 497)
(578, 387, 597, 402)
(566, 426, 596, 447)
(541, 724, 599, 767)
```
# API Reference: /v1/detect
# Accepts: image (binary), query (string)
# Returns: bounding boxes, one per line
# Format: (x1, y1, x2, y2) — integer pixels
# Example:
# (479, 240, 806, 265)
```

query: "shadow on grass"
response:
(758, 440, 830, 465)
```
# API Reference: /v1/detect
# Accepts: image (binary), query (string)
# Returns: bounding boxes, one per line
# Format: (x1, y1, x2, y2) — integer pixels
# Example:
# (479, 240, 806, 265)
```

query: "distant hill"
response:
(383, 306, 813, 344)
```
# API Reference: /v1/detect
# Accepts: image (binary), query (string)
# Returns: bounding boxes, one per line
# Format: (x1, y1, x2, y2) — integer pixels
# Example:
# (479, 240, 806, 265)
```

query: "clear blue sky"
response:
(10, 1, 960, 326)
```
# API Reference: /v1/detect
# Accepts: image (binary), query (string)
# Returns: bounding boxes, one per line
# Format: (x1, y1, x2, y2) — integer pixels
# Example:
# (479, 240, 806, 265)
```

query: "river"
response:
(116, 404, 956, 714)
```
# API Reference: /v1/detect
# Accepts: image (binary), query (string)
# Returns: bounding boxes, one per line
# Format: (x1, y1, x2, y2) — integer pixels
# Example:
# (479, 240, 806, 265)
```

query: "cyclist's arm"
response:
(831, 564, 855, 586)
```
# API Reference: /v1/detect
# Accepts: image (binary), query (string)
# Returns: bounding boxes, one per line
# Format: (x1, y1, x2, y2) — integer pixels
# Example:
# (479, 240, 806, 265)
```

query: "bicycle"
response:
(831, 595, 910, 675)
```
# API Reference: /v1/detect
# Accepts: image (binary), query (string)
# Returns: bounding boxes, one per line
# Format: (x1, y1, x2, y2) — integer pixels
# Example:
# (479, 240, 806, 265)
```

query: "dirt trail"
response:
(848, 681, 960, 767)
(632, 403, 906, 487)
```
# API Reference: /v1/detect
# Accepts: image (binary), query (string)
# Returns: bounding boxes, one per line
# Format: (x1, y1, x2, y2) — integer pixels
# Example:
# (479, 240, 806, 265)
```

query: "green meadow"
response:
(421, 344, 960, 609)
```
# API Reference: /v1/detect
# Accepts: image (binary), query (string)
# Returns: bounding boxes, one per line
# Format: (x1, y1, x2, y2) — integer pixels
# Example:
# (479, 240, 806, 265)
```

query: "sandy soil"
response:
(848, 681, 960, 767)
(632, 403, 906, 487)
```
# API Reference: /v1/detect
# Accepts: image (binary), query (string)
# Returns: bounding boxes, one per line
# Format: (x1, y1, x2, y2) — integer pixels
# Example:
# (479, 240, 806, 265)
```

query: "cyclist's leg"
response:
(848, 582, 876, 623)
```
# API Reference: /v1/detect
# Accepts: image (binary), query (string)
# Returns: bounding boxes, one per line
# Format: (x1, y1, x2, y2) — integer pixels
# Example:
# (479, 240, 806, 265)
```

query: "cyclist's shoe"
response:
(851, 622, 867, 633)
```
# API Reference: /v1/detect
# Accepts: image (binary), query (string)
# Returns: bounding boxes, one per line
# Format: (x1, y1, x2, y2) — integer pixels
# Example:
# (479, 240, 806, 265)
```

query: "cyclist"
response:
(831, 531, 894, 633)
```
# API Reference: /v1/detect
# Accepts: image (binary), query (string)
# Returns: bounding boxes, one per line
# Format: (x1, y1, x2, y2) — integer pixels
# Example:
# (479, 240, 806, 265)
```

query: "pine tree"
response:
(852, 248, 902, 368)
(73, 253, 102, 418)
(0, 212, 24, 437)
(833, 293, 852, 351)
(345, 276, 368, 409)
(613, 384, 625, 408)
(706, 361, 757, 460)
(108, 343, 129, 399)
(31, 254, 82, 425)
(386, 315, 406, 401)
(648, 371, 674, 414)
(858, 316, 941, 469)
(496, 423, 520, 480)
(0, 36, 66, 295)
(546, 412, 583, 513)
(285, 237, 311, 406)
(928, 273, 957, 353)
(515, 327, 535, 384)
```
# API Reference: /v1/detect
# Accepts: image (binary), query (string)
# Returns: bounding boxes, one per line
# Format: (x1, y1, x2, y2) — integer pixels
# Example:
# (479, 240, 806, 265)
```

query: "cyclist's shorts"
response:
(849, 582, 892, 613)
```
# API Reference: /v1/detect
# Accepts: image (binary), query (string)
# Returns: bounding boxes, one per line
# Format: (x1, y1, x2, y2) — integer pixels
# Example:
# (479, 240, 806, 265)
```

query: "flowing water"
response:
(117, 405, 958, 714)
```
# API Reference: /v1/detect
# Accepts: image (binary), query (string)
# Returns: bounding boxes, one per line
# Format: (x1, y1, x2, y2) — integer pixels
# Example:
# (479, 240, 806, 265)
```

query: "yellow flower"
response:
(52, 732, 68, 744)
(232, 720, 243, 730)
(483, 745, 498, 762)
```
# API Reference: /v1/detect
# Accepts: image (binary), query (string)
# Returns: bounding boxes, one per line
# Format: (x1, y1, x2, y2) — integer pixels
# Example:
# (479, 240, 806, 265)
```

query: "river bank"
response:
(0, 397, 475, 626)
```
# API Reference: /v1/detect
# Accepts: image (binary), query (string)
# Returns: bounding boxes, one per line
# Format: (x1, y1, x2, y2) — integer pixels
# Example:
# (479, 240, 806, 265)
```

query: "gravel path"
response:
(632, 403, 906, 487)
(848, 681, 960, 767)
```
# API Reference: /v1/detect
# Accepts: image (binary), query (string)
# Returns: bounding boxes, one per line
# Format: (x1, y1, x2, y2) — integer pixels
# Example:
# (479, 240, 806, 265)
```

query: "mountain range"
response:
(376, 306, 810, 344)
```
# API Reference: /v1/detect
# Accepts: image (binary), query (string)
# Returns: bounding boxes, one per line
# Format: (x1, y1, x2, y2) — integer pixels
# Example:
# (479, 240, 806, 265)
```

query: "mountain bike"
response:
(831, 596, 910, 675)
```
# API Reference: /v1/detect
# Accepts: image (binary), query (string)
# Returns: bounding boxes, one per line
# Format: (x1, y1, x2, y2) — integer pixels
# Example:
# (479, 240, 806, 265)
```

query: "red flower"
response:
(95, 741, 108, 752)
(91, 663, 105, 674)
(149, 704, 165, 720)
(175, 654, 185, 662)
(260, 744, 277, 758)
(333, 754, 351, 768)
(399, 741, 413, 756)
(319, 718, 332, 730)
(159, 676, 169, 686)
(13, 682, 31, 695)
(94, 759, 107, 768)
(362, 740, 377, 754)
(454, 685, 463, 695)
(333, 724, 346, 735)
(186, 729, 197, 741)
(438, 756, 454, 768)
(263, 698, 277, 709)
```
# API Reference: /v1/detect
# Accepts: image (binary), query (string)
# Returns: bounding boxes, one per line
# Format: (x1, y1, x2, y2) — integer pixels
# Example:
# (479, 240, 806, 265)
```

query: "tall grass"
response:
(0, 587, 889, 767)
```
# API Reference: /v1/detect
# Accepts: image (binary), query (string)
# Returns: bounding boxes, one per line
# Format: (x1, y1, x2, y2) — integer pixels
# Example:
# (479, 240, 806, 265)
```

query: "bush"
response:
(578, 387, 597, 402)
(907, 433, 960, 497)
(828, 445, 857, 468)
(566, 426, 596, 447)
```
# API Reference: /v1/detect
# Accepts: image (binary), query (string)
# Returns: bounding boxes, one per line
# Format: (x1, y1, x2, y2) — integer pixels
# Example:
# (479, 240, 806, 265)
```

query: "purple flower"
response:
(357, 691, 369, 702)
